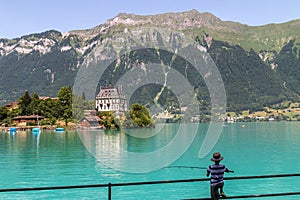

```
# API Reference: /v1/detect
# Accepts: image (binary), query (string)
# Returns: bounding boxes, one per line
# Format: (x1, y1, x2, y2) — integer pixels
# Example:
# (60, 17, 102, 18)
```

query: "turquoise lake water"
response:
(1, 122, 300, 199)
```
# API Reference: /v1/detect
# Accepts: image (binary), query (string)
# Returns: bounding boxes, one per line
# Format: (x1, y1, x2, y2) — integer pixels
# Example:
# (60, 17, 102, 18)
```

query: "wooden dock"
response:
(0, 126, 53, 132)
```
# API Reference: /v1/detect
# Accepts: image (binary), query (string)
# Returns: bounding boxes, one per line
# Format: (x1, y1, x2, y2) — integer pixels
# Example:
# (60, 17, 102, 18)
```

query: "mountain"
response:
(1, 10, 300, 114)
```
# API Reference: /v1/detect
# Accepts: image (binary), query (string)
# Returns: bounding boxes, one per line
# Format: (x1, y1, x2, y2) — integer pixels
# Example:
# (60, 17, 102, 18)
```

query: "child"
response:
(206, 152, 234, 199)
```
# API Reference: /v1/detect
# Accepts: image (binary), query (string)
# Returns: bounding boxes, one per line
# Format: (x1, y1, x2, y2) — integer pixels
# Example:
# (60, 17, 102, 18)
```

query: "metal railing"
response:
(0, 173, 300, 199)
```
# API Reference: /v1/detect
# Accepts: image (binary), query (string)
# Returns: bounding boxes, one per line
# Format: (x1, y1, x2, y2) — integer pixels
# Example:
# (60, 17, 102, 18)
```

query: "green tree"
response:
(38, 98, 59, 124)
(29, 92, 41, 115)
(97, 111, 119, 129)
(72, 95, 85, 123)
(58, 86, 73, 126)
(73, 93, 96, 123)
(18, 91, 32, 115)
(128, 103, 154, 128)
(0, 106, 8, 122)
(82, 92, 86, 100)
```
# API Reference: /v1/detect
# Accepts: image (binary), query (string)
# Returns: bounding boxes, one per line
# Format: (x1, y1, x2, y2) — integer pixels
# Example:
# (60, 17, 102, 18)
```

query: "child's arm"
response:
(225, 168, 234, 173)
(206, 171, 210, 177)
(206, 168, 210, 177)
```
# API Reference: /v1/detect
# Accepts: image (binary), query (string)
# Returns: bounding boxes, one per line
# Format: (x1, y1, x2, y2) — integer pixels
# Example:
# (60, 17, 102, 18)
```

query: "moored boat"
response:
(32, 127, 41, 134)
(55, 127, 65, 132)
(9, 127, 17, 134)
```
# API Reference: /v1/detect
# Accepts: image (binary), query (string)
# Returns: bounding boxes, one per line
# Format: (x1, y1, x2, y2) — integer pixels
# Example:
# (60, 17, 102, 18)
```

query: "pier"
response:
(0, 126, 53, 132)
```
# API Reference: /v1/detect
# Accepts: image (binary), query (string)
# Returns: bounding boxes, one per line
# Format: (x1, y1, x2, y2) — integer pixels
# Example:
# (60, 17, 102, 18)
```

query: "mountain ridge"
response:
(2, 10, 300, 52)
(1, 10, 300, 114)
(54, 10, 300, 52)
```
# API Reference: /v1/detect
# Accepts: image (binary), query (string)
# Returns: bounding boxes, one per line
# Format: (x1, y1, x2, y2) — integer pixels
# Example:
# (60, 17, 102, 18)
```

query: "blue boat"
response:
(9, 127, 17, 134)
(55, 127, 65, 133)
(32, 127, 41, 134)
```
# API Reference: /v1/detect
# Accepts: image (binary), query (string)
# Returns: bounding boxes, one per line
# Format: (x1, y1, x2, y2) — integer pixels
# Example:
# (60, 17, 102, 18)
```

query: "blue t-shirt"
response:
(207, 164, 228, 186)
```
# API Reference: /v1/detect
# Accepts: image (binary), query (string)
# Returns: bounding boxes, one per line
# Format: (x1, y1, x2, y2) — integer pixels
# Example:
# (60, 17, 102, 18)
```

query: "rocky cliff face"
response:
(1, 10, 300, 112)
(0, 30, 97, 59)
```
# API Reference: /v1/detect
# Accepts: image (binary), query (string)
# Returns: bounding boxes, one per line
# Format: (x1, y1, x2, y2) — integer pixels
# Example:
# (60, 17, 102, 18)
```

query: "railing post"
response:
(108, 183, 111, 200)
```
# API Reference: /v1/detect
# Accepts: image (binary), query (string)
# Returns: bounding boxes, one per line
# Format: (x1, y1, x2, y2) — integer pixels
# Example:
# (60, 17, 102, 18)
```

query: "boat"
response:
(32, 127, 41, 134)
(32, 112, 41, 134)
(9, 127, 17, 134)
(55, 127, 65, 133)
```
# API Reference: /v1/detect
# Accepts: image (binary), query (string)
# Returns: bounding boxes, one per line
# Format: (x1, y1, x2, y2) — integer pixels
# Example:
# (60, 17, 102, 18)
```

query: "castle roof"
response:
(96, 86, 125, 99)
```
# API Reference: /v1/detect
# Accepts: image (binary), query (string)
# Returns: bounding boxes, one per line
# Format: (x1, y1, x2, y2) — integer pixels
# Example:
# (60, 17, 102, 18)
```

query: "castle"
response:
(95, 85, 128, 116)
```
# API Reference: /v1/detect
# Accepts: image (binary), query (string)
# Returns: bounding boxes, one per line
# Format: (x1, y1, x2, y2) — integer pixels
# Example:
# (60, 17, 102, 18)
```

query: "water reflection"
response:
(77, 123, 198, 173)
(32, 132, 40, 153)
(78, 124, 178, 155)
(9, 130, 16, 139)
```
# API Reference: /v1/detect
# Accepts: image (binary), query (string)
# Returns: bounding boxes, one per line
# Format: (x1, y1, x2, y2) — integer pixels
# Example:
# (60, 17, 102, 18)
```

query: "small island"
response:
(91, 85, 154, 129)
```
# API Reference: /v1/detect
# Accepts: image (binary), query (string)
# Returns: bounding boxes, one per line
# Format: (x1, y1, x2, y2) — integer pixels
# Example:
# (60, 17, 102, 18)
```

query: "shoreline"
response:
(0, 125, 77, 132)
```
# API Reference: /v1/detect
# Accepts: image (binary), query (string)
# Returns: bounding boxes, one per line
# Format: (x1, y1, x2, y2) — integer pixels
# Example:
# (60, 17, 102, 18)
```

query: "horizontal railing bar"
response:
(224, 173, 300, 180)
(90, 173, 300, 187)
(0, 173, 300, 193)
(0, 183, 109, 192)
(110, 178, 208, 187)
(184, 191, 300, 199)
(0, 179, 207, 193)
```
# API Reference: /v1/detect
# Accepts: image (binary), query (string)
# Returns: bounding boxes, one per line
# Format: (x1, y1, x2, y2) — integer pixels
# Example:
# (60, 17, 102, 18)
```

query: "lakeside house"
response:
(5, 102, 19, 111)
(95, 85, 128, 117)
(80, 116, 102, 128)
(12, 115, 45, 124)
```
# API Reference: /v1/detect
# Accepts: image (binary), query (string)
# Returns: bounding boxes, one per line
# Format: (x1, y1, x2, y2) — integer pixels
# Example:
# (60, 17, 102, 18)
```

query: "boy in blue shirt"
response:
(207, 152, 234, 199)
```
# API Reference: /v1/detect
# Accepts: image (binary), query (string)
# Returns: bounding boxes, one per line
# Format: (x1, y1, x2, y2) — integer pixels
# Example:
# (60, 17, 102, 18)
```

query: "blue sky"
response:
(1, 0, 300, 39)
